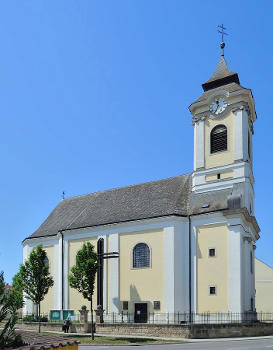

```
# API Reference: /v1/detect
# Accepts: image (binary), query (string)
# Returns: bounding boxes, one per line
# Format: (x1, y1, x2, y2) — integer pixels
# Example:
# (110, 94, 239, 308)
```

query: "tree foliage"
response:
(19, 245, 54, 332)
(0, 271, 23, 348)
(68, 242, 99, 301)
(20, 245, 54, 305)
(9, 272, 24, 312)
(68, 242, 99, 340)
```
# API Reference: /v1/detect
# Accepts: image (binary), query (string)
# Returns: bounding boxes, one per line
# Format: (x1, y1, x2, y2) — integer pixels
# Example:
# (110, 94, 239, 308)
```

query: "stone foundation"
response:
(96, 322, 273, 339)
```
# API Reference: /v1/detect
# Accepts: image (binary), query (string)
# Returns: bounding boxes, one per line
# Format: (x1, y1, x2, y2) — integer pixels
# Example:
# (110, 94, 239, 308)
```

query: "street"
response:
(79, 337, 273, 350)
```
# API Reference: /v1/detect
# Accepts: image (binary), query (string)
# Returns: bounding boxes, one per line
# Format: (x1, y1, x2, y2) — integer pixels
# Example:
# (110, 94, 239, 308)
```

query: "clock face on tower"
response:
(209, 97, 228, 115)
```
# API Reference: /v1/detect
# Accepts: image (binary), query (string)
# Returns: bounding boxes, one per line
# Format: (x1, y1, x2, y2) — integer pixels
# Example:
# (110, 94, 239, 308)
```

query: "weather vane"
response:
(218, 24, 228, 55)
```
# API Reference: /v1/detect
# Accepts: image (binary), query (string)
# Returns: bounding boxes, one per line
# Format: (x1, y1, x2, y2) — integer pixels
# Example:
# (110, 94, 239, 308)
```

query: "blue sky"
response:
(0, 1, 272, 283)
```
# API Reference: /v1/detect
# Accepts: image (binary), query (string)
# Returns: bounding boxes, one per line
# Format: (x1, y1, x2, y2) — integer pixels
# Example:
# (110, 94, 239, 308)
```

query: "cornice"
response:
(192, 101, 252, 126)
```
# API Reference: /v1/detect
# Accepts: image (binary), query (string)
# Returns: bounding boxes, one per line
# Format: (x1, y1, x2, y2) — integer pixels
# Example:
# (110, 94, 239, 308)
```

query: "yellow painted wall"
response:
(205, 174, 218, 182)
(68, 237, 97, 313)
(255, 258, 273, 313)
(40, 246, 54, 314)
(119, 229, 164, 313)
(204, 111, 234, 169)
(205, 171, 233, 182)
(197, 223, 228, 313)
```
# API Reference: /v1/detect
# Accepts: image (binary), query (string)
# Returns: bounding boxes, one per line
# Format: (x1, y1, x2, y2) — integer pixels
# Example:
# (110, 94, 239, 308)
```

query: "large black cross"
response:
(97, 238, 119, 309)
(218, 24, 228, 42)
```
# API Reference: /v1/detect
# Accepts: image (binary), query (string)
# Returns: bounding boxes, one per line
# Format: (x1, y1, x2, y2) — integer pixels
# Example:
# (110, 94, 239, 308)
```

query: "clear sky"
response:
(0, 1, 272, 283)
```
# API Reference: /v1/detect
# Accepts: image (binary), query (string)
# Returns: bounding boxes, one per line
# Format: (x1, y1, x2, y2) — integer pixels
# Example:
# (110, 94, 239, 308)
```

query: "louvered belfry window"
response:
(210, 125, 227, 153)
(133, 243, 150, 268)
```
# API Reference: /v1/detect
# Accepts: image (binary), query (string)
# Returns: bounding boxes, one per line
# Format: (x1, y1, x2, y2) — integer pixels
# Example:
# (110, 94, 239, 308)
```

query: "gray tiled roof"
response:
(192, 82, 250, 105)
(204, 56, 237, 84)
(25, 173, 233, 241)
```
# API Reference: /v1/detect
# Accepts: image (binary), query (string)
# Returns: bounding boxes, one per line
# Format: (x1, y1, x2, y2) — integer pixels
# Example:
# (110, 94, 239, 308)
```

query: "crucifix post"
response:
(96, 238, 119, 323)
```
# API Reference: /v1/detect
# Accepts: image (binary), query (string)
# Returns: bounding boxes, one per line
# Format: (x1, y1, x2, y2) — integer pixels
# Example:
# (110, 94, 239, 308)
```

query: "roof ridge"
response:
(62, 173, 193, 201)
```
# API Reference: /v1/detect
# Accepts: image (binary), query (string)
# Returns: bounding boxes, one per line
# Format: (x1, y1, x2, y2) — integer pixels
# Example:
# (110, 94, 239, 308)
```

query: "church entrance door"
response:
(134, 303, 148, 323)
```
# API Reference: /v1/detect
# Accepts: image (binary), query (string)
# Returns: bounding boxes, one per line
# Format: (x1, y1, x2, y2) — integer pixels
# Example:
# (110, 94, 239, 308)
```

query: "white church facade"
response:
(22, 44, 260, 322)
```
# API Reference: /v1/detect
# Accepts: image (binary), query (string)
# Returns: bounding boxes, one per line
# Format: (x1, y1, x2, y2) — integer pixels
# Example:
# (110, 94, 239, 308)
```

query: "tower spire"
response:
(218, 24, 228, 56)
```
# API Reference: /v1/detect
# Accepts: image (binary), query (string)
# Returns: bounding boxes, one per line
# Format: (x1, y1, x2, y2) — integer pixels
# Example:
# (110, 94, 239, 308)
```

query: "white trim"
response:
(192, 161, 254, 193)
(228, 221, 243, 312)
(63, 238, 69, 310)
(163, 226, 175, 312)
(57, 234, 63, 310)
(191, 224, 197, 313)
(234, 109, 249, 162)
(53, 243, 59, 309)
(108, 233, 119, 313)
(23, 244, 33, 316)
(194, 120, 205, 170)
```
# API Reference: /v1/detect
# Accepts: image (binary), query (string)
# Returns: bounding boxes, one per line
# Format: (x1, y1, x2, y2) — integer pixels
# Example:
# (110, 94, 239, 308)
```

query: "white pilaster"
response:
(243, 239, 251, 311)
(234, 109, 249, 162)
(53, 243, 59, 309)
(57, 234, 63, 310)
(108, 233, 119, 312)
(191, 223, 197, 313)
(164, 221, 189, 313)
(63, 238, 69, 310)
(228, 222, 243, 312)
(194, 120, 205, 170)
(23, 244, 33, 315)
(163, 226, 175, 312)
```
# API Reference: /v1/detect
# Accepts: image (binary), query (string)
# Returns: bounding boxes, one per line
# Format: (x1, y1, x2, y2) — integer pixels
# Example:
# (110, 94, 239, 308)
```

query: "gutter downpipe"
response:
(188, 215, 192, 323)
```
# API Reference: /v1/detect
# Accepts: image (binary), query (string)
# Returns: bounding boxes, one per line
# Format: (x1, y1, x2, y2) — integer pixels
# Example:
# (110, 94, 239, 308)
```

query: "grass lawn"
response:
(43, 332, 187, 345)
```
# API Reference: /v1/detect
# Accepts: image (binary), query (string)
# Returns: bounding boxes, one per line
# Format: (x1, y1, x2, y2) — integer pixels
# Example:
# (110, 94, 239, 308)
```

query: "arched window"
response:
(133, 243, 150, 268)
(210, 125, 227, 153)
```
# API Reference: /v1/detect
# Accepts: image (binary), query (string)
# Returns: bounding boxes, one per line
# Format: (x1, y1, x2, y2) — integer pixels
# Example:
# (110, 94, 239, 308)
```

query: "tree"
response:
(68, 242, 99, 340)
(0, 271, 23, 348)
(9, 272, 24, 312)
(19, 245, 54, 333)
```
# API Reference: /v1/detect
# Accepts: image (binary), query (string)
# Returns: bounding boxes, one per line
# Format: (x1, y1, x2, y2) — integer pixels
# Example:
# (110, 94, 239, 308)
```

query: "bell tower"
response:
(189, 40, 257, 216)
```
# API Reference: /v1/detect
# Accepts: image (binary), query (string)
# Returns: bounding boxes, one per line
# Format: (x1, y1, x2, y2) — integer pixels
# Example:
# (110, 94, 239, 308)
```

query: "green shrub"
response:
(22, 314, 48, 322)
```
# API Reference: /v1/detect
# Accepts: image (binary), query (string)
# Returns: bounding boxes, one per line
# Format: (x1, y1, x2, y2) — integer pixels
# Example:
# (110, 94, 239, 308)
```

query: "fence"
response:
(18, 311, 273, 324)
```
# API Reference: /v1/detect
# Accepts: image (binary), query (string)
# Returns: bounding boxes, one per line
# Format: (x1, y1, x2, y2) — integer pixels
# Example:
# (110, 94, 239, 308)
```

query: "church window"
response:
(250, 251, 253, 274)
(133, 243, 150, 268)
(209, 286, 216, 295)
(210, 125, 227, 153)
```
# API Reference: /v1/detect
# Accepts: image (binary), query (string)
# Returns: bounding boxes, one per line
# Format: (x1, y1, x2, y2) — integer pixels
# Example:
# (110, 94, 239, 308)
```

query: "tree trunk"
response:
(38, 302, 41, 333)
(91, 297, 94, 340)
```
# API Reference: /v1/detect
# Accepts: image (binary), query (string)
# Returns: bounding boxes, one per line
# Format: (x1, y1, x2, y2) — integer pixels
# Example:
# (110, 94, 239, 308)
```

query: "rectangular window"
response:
(250, 252, 253, 274)
(153, 301, 160, 310)
(209, 286, 216, 295)
(209, 248, 216, 257)
(123, 301, 128, 310)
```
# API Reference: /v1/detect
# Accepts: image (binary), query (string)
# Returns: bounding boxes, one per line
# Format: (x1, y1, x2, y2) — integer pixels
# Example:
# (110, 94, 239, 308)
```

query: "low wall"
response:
(7, 321, 92, 333)
(2, 321, 272, 339)
(96, 322, 273, 339)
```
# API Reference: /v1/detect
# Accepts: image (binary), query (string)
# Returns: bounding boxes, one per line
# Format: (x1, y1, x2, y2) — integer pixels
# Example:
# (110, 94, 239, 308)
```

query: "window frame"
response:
(131, 242, 152, 269)
(208, 248, 216, 258)
(209, 285, 217, 296)
(210, 124, 228, 154)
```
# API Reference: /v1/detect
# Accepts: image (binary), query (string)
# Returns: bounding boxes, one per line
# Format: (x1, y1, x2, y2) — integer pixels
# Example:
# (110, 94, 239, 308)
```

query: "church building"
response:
(22, 42, 260, 322)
